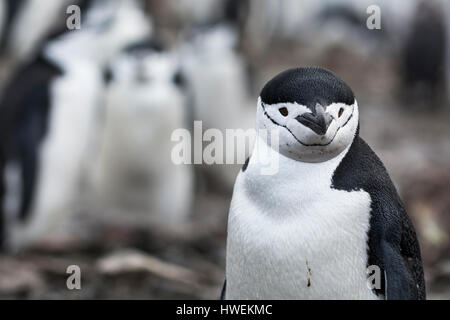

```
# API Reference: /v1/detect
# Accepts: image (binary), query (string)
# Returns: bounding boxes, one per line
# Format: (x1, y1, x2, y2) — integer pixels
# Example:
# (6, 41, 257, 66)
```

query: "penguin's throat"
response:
(248, 136, 350, 178)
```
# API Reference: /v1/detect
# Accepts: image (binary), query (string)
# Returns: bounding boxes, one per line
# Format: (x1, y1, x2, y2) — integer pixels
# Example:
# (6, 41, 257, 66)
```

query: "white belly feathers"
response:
(226, 137, 379, 300)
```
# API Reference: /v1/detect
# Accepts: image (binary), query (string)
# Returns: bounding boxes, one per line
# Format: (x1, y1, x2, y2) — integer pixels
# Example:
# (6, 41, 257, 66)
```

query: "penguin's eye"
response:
(338, 108, 344, 118)
(279, 107, 289, 117)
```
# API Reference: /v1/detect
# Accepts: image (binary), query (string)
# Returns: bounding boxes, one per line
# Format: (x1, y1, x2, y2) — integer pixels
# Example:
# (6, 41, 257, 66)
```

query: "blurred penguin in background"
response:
(0, 0, 71, 59)
(91, 40, 193, 235)
(400, 0, 447, 110)
(244, 0, 319, 50)
(0, 0, 80, 249)
(0, 0, 79, 89)
(244, 0, 419, 57)
(180, 1, 253, 192)
(160, 0, 247, 27)
(0, 0, 152, 250)
(171, 0, 222, 26)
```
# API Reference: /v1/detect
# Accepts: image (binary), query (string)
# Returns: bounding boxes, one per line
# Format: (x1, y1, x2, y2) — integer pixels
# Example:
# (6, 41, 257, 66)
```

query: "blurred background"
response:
(0, 0, 449, 299)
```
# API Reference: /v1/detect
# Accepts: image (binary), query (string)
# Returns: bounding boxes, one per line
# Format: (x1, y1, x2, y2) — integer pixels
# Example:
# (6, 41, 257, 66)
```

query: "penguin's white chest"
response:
(226, 142, 379, 300)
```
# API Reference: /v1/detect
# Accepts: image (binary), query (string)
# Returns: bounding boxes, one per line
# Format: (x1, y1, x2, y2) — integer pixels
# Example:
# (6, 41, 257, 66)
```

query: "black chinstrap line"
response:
(260, 102, 354, 147)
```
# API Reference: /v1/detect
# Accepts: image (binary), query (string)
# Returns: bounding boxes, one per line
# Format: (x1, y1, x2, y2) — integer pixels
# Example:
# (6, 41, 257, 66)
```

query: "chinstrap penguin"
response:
(223, 67, 425, 300)
(91, 39, 193, 233)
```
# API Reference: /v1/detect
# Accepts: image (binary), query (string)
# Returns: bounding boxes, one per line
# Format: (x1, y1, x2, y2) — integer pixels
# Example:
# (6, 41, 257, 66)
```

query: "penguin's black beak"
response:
(296, 103, 332, 136)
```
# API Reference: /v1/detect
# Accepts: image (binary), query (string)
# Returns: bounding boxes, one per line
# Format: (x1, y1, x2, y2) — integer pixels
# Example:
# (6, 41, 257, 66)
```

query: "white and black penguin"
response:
(0, 0, 75, 61)
(223, 67, 425, 300)
(0, 0, 85, 92)
(91, 40, 193, 233)
(0, 0, 152, 249)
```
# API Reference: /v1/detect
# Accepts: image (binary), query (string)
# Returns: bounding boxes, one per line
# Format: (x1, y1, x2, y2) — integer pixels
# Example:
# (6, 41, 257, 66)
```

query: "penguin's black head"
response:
(105, 39, 182, 87)
(257, 67, 359, 163)
(261, 67, 355, 109)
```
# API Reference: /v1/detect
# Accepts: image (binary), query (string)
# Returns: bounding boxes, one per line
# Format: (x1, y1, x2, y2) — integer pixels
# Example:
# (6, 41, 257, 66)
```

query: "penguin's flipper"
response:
(377, 206, 426, 300)
(219, 278, 226, 300)
(17, 108, 47, 221)
(362, 169, 425, 300)
(379, 238, 419, 299)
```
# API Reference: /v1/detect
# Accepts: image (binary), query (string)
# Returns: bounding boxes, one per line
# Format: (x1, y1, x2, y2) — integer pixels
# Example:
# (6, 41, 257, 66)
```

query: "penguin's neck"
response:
(251, 135, 351, 181)
(242, 136, 352, 215)
(44, 31, 99, 69)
